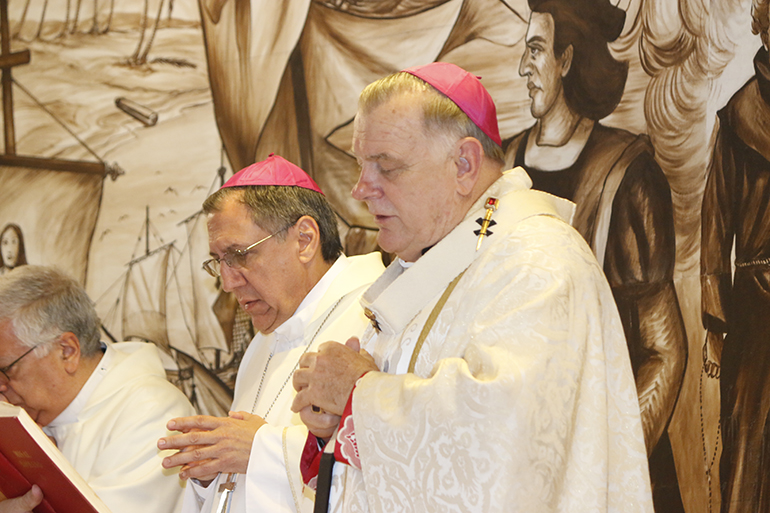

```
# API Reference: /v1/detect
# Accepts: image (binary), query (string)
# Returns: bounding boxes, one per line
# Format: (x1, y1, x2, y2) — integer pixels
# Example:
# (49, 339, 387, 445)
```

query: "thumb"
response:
(345, 336, 361, 352)
(228, 411, 250, 421)
(18, 485, 44, 510)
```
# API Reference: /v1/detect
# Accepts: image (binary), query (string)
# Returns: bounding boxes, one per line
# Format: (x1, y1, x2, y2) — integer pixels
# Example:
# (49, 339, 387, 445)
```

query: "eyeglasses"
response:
(0, 345, 39, 382)
(202, 224, 293, 278)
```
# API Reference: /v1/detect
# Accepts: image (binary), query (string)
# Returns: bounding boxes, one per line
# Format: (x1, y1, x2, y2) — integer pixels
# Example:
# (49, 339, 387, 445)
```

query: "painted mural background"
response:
(0, 0, 763, 511)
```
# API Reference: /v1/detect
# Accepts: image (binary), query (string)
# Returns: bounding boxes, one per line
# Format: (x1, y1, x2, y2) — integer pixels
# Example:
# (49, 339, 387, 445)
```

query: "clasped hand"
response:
(291, 337, 378, 438)
(158, 411, 266, 483)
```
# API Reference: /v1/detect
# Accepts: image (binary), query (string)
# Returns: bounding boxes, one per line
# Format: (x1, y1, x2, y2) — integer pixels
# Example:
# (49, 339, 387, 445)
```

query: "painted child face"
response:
(1, 229, 19, 268)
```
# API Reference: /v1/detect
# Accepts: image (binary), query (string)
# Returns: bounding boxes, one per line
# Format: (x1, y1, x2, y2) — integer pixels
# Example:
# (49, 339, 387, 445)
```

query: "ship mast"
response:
(0, 0, 109, 177)
(0, 0, 28, 157)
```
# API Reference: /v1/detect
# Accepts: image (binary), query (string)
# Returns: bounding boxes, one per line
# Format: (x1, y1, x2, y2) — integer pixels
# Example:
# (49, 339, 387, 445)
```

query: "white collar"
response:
(360, 168, 574, 334)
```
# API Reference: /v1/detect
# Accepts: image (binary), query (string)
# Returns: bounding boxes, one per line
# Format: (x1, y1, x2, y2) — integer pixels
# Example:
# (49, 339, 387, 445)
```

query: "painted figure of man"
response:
(701, 0, 770, 510)
(293, 62, 653, 512)
(505, 1, 688, 509)
(158, 154, 384, 513)
(0, 265, 194, 513)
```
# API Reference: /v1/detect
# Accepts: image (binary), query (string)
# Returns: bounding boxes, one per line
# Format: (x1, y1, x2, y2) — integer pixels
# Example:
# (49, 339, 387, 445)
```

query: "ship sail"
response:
(0, 163, 103, 283)
(122, 243, 174, 352)
(179, 209, 229, 355)
(98, 211, 234, 416)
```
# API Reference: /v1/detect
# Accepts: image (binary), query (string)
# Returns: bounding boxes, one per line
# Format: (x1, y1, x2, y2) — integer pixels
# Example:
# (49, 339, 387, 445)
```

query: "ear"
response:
(560, 44, 573, 77)
(295, 216, 322, 264)
(454, 137, 484, 197)
(58, 332, 82, 375)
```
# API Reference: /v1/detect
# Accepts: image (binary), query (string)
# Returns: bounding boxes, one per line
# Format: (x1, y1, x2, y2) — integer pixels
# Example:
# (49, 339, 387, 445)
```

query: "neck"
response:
(51, 351, 102, 423)
(72, 352, 102, 391)
(301, 257, 335, 297)
(536, 96, 583, 147)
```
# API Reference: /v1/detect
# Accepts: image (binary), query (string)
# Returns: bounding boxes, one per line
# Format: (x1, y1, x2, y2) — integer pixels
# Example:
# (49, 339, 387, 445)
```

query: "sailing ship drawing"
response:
(95, 201, 254, 417)
(2, 0, 239, 416)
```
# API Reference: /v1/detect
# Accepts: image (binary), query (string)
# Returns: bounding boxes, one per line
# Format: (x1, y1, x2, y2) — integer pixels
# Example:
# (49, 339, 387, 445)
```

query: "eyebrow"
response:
(526, 34, 548, 47)
(354, 151, 396, 163)
(209, 243, 244, 258)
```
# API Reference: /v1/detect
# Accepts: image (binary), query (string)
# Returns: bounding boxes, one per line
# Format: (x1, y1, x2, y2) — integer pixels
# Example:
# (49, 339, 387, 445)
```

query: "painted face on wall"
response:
(519, 11, 568, 120)
(351, 93, 463, 263)
(207, 197, 309, 334)
(1, 228, 19, 268)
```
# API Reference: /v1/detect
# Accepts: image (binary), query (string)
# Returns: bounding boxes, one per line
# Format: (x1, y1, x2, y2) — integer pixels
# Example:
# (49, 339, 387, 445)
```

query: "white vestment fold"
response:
(44, 342, 196, 513)
(330, 169, 654, 513)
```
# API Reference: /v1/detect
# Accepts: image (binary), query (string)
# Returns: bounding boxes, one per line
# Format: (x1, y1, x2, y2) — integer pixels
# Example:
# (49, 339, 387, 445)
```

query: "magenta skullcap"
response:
(222, 153, 324, 195)
(402, 62, 502, 147)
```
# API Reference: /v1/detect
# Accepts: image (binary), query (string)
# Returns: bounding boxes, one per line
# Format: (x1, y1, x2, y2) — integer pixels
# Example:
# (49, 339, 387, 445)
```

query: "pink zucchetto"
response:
(221, 153, 324, 195)
(402, 62, 502, 147)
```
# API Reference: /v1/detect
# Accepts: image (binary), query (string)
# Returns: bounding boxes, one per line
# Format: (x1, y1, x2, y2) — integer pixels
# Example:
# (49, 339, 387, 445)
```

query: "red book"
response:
(0, 402, 112, 513)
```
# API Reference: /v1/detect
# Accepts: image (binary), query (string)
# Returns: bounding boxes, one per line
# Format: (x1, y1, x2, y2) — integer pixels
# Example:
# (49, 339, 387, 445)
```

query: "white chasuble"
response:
(44, 342, 196, 513)
(329, 169, 653, 513)
(183, 253, 384, 513)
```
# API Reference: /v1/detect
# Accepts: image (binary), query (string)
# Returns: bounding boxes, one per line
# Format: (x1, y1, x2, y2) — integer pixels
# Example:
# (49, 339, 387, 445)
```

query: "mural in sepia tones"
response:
(1, 0, 765, 510)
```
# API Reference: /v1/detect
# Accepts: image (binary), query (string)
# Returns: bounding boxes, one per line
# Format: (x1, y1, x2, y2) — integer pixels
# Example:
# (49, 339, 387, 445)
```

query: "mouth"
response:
(240, 298, 269, 315)
(373, 214, 394, 225)
(239, 298, 257, 310)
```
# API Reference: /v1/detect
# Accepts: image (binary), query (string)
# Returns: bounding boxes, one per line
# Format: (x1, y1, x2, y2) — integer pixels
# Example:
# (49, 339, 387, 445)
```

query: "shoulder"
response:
(474, 214, 599, 288)
(720, 75, 762, 128)
(97, 343, 193, 414)
(344, 252, 386, 280)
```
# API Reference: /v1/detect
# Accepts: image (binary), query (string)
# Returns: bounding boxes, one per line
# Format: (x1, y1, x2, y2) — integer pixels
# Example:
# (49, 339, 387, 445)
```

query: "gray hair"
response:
(0, 265, 102, 357)
(203, 186, 343, 263)
(358, 72, 506, 165)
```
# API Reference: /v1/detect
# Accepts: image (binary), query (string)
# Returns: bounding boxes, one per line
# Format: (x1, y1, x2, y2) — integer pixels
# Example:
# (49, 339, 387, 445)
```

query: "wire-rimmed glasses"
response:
(202, 223, 294, 278)
(0, 345, 39, 382)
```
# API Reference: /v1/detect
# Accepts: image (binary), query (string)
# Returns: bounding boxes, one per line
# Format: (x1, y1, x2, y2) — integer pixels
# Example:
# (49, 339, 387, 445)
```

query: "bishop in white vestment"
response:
(159, 154, 385, 513)
(292, 63, 653, 513)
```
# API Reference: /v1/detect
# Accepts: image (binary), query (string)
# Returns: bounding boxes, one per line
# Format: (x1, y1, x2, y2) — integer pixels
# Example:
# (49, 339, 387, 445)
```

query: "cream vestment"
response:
(327, 169, 653, 513)
(44, 342, 195, 513)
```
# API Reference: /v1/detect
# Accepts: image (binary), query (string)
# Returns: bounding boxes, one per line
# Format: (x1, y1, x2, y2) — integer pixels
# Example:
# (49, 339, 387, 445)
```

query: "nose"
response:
(219, 263, 247, 292)
(351, 166, 381, 202)
(519, 51, 531, 77)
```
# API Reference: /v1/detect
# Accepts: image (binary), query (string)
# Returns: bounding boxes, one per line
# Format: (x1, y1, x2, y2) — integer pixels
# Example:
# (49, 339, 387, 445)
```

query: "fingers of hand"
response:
(158, 426, 213, 451)
(291, 387, 312, 413)
(166, 414, 221, 433)
(298, 405, 340, 439)
(179, 458, 220, 481)
(344, 336, 361, 351)
(162, 443, 211, 469)
(293, 366, 310, 393)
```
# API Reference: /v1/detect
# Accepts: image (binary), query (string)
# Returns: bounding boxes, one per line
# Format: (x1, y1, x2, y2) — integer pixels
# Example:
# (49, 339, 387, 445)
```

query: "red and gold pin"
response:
(474, 197, 499, 250)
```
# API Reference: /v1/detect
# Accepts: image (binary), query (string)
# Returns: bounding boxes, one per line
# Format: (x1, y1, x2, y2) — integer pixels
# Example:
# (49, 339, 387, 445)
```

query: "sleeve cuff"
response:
(334, 373, 367, 470)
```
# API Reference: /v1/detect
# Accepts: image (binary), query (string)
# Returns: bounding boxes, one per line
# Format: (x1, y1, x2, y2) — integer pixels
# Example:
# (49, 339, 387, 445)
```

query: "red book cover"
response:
(0, 402, 112, 513)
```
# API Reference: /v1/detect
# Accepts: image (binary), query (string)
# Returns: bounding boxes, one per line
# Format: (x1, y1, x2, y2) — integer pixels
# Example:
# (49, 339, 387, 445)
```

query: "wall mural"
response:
(0, 0, 764, 511)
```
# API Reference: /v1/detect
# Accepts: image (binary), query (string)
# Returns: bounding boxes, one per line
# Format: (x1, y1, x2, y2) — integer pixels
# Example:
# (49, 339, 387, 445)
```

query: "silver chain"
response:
(250, 296, 344, 419)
